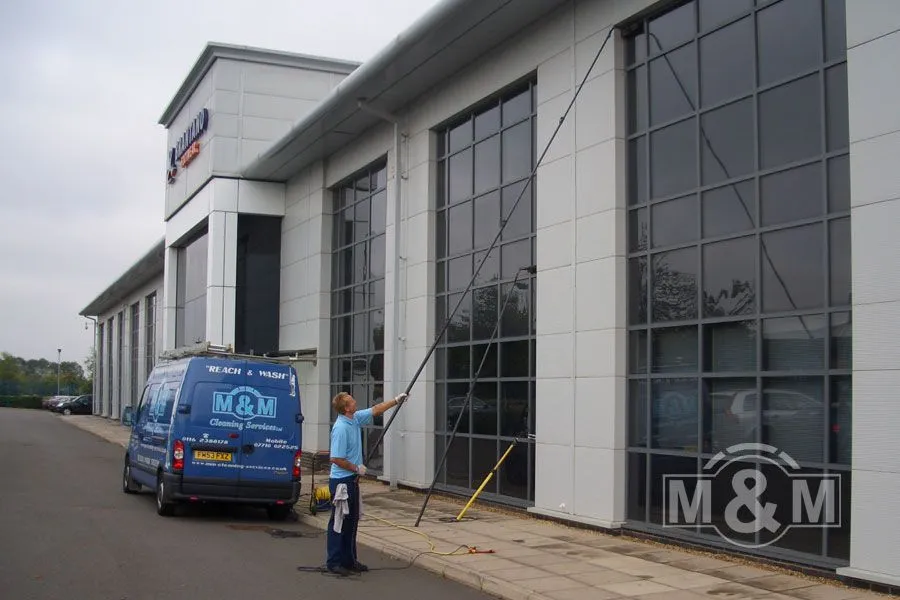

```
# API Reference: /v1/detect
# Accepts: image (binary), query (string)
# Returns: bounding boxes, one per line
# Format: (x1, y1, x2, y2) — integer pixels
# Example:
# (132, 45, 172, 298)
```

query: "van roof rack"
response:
(158, 342, 318, 365)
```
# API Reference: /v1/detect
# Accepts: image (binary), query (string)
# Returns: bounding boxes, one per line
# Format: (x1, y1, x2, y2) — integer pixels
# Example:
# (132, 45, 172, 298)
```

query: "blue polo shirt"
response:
(329, 408, 374, 478)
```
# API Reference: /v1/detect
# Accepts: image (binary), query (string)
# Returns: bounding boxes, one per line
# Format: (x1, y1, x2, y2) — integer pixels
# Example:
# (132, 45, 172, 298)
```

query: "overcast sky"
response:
(0, 0, 440, 367)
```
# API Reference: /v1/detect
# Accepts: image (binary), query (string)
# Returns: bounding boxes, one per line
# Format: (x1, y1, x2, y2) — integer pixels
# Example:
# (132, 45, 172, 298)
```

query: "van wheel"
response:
(123, 460, 140, 494)
(156, 475, 175, 517)
(267, 505, 292, 521)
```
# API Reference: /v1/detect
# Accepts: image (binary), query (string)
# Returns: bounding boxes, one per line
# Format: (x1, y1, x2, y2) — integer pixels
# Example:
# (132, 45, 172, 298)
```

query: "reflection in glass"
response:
(652, 326, 698, 373)
(448, 149, 473, 204)
(701, 98, 754, 185)
(627, 453, 647, 521)
(650, 44, 697, 126)
(827, 64, 849, 152)
(824, 0, 847, 62)
(831, 312, 851, 369)
(830, 218, 851, 307)
(449, 119, 472, 154)
(652, 195, 698, 248)
(651, 118, 697, 198)
(472, 384, 498, 436)
(474, 191, 500, 249)
(759, 74, 822, 169)
(371, 190, 387, 235)
(651, 378, 698, 450)
(763, 315, 826, 371)
(501, 280, 529, 338)
(828, 155, 850, 212)
(500, 381, 529, 437)
(629, 136, 648, 205)
(704, 321, 756, 372)
(502, 122, 532, 183)
(501, 341, 529, 378)
(702, 180, 755, 237)
(652, 247, 698, 322)
(700, 17, 754, 107)
(704, 378, 757, 452)
(649, 454, 699, 524)
(629, 380, 648, 447)
(502, 181, 533, 241)
(648, 1, 695, 54)
(762, 377, 824, 463)
(703, 236, 756, 316)
(474, 136, 500, 195)
(630, 257, 648, 325)
(757, 0, 822, 86)
(448, 201, 472, 255)
(630, 330, 648, 374)
(630, 208, 648, 252)
(475, 105, 500, 139)
(503, 89, 531, 126)
(830, 376, 852, 464)
(699, 0, 752, 31)
(473, 286, 498, 340)
(501, 239, 531, 279)
(628, 66, 647, 133)
(761, 163, 823, 226)
(762, 224, 824, 312)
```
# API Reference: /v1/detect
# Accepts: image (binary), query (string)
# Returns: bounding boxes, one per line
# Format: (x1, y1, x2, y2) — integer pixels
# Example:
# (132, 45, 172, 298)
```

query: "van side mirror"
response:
(177, 405, 191, 414)
(296, 414, 304, 424)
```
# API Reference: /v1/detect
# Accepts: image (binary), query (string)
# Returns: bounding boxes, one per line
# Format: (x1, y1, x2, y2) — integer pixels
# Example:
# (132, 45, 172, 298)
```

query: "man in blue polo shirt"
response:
(326, 390, 408, 576)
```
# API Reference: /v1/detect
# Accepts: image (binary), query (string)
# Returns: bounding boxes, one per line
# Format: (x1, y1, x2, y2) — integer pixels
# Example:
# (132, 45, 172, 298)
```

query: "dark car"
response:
(54, 395, 92, 415)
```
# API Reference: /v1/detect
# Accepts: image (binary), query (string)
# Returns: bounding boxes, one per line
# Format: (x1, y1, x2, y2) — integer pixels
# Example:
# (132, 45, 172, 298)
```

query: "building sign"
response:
(167, 108, 209, 184)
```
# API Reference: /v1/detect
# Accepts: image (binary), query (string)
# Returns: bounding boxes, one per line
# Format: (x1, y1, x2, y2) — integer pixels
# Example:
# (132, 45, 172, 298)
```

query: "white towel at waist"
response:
(332, 482, 363, 533)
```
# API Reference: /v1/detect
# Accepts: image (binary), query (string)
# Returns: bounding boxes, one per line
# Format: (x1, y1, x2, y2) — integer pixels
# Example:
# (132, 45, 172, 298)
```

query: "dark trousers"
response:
(326, 475, 359, 569)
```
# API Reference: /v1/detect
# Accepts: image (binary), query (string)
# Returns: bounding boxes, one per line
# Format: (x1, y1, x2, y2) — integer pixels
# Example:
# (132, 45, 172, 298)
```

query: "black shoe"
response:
(326, 565, 352, 577)
(348, 562, 369, 572)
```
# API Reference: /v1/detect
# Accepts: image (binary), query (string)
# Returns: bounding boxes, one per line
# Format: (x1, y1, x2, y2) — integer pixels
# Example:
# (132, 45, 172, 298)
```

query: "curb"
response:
(294, 511, 553, 600)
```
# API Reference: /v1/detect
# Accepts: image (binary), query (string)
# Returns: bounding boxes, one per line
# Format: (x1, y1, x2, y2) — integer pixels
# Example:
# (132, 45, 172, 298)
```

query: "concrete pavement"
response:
(64, 414, 895, 600)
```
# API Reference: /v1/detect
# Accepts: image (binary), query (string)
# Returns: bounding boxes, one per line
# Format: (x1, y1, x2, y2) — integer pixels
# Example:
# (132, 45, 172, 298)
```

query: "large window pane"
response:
(761, 163, 823, 226)
(826, 64, 849, 151)
(650, 44, 697, 126)
(761, 224, 824, 312)
(828, 155, 850, 213)
(704, 321, 757, 372)
(703, 378, 757, 452)
(630, 257, 648, 325)
(701, 98, 755, 185)
(652, 326, 698, 373)
(762, 376, 824, 463)
(448, 201, 472, 255)
(474, 136, 500, 195)
(759, 74, 822, 169)
(824, 0, 847, 62)
(629, 380, 649, 447)
(652, 195, 698, 248)
(630, 208, 649, 252)
(651, 378, 698, 450)
(703, 236, 756, 317)
(652, 247, 698, 323)
(831, 312, 851, 369)
(502, 122, 532, 183)
(830, 217, 851, 306)
(449, 149, 473, 204)
(629, 136, 648, 205)
(630, 330, 648, 374)
(757, 0, 822, 86)
(648, 1, 695, 54)
(474, 191, 500, 249)
(502, 181, 533, 241)
(651, 118, 697, 198)
(763, 315, 826, 371)
(702, 181, 756, 237)
(699, 0, 752, 31)
(700, 17, 754, 107)
(628, 66, 647, 133)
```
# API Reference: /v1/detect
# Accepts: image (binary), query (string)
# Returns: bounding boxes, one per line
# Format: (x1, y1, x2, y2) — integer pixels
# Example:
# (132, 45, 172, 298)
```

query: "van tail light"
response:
(173, 440, 185, 472)
(292, 450, 302, 479)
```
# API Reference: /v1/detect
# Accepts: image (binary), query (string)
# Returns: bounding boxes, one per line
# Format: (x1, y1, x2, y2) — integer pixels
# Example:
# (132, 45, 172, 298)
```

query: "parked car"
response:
(43, 395, 73, 409)
(53, 395, 92, 415)
(122, 355, 304, 520)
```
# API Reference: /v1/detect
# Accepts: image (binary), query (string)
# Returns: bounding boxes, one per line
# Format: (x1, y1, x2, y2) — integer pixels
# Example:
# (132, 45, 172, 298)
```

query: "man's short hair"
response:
(332, 392, 351, 415)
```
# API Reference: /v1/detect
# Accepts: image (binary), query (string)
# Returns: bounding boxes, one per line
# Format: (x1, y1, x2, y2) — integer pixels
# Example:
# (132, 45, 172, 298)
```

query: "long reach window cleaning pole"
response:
(363, 27, 617, 522)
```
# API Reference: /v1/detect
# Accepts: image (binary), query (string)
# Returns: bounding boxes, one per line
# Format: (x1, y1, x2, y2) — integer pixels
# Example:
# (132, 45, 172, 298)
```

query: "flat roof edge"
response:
(79, 238, 166, 316)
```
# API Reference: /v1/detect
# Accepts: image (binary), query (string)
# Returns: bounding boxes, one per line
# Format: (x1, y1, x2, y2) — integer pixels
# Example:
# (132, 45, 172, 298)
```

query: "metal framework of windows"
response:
(130, 302, 140, 407)
(117, 310, 124, 413)
(434, 81, 537, 505)
(330, 162, 388, 471)
(625, 0, 850, 564)
(106, 319, 113, 414)
(175, 229, 209, 348)
(97, 322, 104, 413)
(145, 292, 156, 376)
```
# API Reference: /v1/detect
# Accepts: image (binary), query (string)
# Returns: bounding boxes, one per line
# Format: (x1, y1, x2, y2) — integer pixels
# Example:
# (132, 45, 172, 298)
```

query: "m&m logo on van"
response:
(212, 386, 277, 421)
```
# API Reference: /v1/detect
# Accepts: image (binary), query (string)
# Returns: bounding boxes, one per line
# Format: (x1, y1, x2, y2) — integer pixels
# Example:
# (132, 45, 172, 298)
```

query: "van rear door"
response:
(177, 360, 246, 499)
(236, 363, 301, 501)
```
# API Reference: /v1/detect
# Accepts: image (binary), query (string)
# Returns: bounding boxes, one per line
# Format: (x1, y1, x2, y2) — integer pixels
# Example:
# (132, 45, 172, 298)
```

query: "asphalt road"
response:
(0, 409, 490, 600)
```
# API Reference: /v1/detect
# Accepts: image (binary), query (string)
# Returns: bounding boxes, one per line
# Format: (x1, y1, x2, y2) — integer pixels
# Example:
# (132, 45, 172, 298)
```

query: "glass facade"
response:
(97, 322, 104, 413)
(235, 215, 282, 355)
(175, 229, 209, 348)
(434, 81, 537, 504)
(330, 162, 388, 472)
(145, 292, 156, 376)
(130, 302, 139, 407)
(106, 318, 113, 414)
(117, 310, 124, 413)
(625, 0, 850, 562)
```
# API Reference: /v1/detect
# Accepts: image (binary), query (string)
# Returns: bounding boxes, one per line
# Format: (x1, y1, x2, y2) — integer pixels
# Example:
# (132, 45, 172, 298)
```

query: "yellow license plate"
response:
(194, 450, 232, 461)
